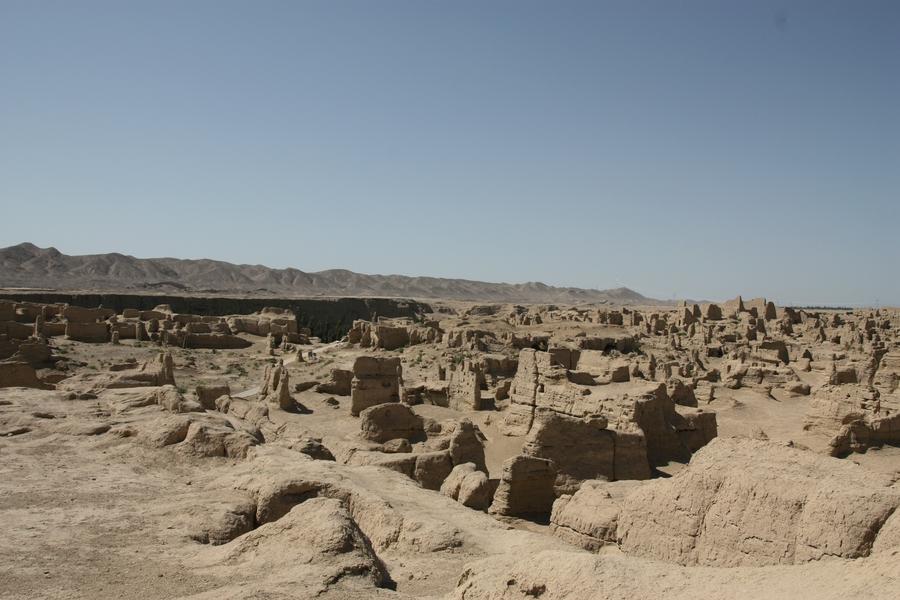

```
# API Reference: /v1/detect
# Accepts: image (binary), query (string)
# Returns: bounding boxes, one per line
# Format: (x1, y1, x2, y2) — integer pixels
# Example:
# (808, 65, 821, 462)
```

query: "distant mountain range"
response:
(0, 243, 660, 305)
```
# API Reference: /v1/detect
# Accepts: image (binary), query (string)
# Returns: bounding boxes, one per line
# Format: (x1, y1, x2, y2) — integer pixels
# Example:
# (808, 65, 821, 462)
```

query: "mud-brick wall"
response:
(0, 293, 431, 342)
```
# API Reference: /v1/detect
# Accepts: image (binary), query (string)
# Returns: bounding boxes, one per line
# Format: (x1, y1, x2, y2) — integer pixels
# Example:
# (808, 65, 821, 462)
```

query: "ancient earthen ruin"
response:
(1, 292, 898, 599)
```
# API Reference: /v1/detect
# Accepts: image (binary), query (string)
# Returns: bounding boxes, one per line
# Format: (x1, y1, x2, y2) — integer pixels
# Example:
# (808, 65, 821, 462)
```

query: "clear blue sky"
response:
(1, 1, 897, 306)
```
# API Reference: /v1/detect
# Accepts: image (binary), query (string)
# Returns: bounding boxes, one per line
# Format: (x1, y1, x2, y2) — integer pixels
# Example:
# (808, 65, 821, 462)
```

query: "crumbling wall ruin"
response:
(350, 356, 402, 416)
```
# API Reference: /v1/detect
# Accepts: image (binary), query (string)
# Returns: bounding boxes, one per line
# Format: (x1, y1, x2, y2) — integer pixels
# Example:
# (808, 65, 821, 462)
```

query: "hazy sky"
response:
(1, 1, 897, 305)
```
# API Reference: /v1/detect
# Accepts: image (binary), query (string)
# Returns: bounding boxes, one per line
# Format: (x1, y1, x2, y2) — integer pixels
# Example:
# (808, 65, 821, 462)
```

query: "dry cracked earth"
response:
(1, 296, 899, 599)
